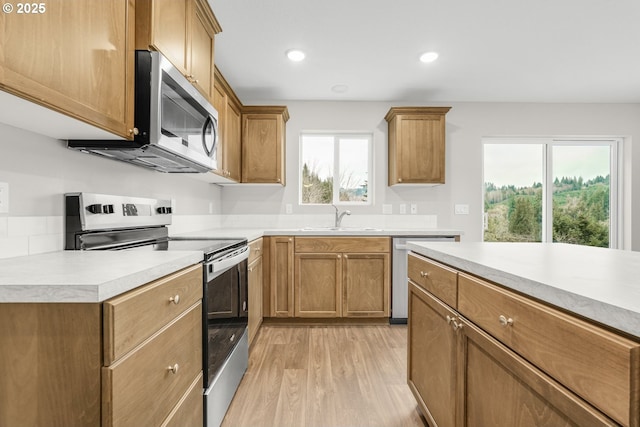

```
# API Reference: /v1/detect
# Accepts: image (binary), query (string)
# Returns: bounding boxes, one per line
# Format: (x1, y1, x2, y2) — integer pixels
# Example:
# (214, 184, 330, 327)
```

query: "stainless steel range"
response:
(65, 192, 248, 427)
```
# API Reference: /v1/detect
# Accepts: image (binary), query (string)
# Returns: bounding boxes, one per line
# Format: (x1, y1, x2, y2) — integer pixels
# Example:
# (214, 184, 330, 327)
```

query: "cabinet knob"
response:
(129, 127, 139, 136)
(446, 315, 454, 325)
(337, 254, 342, 259)
(499, 315, 514, 327)
(420, 271, 429, 278)
(167, 363, 179, 374)
(398, 178, 403, 183)
(169, 294, 180, 305)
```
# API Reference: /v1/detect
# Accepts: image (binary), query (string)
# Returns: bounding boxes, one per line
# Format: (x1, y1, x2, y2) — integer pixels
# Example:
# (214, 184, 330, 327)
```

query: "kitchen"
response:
(1, 1, 640, 427)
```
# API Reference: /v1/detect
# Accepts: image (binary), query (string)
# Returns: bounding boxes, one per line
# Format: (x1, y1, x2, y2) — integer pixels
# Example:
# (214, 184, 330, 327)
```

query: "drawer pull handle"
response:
(169, 294, 180, 305)
(499, 315, 514, 327)
(167, 363, 179, 374)
(420, 271, 429, 278)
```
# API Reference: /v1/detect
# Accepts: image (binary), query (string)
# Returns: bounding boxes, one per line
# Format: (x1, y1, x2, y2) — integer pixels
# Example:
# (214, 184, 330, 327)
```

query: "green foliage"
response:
(484, 175, 609, 247)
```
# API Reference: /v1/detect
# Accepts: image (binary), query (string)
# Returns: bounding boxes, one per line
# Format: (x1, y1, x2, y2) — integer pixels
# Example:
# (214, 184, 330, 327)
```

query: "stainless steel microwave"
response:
(68, 50, 218, 173)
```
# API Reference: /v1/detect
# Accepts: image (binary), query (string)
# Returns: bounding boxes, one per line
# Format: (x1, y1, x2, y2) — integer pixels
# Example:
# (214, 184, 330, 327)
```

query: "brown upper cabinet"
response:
(385, 107, 451, 185)
(213, 68, 242, 182)
(136, 0, 221, 103)
(242, 106, 290, 185)
(0, 0, 136, 138)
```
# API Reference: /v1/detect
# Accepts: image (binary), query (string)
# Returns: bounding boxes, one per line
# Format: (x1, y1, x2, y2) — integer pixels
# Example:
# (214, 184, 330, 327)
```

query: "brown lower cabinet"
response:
(265, 236, 390, 319)
(408, 252, 640, 427)
(0, 264, 203, 427)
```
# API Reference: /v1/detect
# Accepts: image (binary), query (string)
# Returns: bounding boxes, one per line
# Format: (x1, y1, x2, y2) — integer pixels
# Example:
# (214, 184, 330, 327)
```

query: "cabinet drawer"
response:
(104, 264, 203, 365)
(458, 273, 640, 427)
(408, 253, 457, 308)
(161, 372, 204, 427)
(295, 237, 390, 253)
(103, 302, 202, 427)
(248, 238, 263, 264)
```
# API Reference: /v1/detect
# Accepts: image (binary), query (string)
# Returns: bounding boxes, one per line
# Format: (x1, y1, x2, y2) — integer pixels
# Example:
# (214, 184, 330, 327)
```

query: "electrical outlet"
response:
(0, 182, 8, 214)
(410, 204, 418, 214)
(455, 204, 470, 215)
(382, 204, 392, 215)
(209, 202, 214, 214)
(399, 204, 407, 214)
(285, 204, 293, 214)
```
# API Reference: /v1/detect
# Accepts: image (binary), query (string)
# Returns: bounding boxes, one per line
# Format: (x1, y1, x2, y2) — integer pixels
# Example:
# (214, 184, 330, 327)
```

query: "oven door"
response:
(203, 258, 248, 387)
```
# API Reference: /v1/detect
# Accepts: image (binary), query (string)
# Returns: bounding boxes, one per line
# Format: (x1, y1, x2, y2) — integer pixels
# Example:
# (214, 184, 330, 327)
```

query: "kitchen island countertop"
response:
(0, 250, 203, 303)
(407, 241, 640, 339)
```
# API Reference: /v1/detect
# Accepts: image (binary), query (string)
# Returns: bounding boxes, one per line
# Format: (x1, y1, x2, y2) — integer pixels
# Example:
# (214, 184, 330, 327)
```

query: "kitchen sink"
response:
(299, 226, 383, 232)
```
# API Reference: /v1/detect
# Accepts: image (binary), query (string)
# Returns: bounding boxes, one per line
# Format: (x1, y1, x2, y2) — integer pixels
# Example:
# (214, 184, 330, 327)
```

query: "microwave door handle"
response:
(202, 115, 217, 157)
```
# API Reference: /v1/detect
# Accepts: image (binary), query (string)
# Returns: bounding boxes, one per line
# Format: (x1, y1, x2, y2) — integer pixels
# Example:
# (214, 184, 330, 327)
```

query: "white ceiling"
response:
(207, 0, 640, 103)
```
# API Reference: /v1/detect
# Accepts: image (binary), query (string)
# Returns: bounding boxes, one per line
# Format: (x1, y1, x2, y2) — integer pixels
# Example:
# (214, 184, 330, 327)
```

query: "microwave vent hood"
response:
(69, 142, 211, 173)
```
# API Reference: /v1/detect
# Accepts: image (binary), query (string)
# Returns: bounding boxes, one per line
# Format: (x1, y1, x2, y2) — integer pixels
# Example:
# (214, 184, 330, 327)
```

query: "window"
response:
(483, 137, 620, 248)
(300, 133, 372, 205)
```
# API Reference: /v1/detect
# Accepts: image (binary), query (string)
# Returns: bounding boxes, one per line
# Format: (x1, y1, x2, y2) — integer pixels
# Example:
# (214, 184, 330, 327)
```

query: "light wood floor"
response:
(221, 324, 427, 427)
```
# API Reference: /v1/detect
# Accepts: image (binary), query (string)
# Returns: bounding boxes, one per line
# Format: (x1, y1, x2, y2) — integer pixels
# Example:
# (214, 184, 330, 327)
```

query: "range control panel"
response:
(65, 192, 173, 231)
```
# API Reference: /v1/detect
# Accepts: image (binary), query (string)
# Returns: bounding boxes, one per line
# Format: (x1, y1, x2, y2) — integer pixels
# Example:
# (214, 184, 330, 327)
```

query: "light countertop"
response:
(0, 227, 461, 304)
(0, 251, 203, 303)
(407, 241, 640, 339)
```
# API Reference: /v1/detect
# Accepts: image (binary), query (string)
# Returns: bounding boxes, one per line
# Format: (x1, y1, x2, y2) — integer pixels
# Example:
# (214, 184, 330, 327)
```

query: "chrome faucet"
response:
(333, 204, 351, 228)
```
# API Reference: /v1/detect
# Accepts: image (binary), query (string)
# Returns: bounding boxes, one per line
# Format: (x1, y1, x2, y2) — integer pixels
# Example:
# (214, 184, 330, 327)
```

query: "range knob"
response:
(86, 204, 102, 214)
(102, 204, 115, 214)
(157, 206, 172, 214)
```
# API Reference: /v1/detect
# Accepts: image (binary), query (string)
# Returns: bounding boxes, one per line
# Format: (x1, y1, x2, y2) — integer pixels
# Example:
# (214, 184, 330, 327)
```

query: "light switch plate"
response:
(285, 204, 293, 214)
(399, 204, 407, 214)
(455, 204, 470, 215)
(0, 182, 8, 214)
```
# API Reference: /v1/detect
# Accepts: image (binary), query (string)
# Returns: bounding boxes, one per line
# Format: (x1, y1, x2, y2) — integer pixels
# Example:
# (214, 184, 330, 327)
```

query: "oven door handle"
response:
(206, 246, 249, 280)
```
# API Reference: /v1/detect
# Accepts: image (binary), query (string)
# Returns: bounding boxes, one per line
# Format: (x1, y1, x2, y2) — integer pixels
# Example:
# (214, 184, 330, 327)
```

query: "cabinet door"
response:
(0, 0, 135, 138)
(408, 282, 458, 427)
(248, 256, 263, 344)
(242, 113, 284, 184)
(395, 114, 445, 184)
(188, 0, 215, 101)
(460, 318, 617, 427)
(343, 253, 389, 317)
(212, 80, 226, 178)
(150, 0, 188, 73)
(225, 100, 242, 181)
(295, 253, 342, 317)
(270, 237, 294, 317)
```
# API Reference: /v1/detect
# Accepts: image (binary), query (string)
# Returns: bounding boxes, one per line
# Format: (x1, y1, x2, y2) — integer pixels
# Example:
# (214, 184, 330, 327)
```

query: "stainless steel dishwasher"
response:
(391, 236, 457, 323)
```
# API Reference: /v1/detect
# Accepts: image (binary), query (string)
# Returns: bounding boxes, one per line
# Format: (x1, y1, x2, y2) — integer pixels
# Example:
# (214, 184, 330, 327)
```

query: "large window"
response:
(483, 138, 620, 248)
(300, 133, 372, 205)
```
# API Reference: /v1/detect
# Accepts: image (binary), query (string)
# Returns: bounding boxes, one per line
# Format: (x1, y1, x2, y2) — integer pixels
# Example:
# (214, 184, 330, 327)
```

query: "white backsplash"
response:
(0, 216, 63, 259)
(217, 214, 438, 230)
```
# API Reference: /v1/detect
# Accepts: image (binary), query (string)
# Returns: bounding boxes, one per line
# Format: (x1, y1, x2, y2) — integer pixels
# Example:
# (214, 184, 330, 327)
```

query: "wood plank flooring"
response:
(221, 325, 427, 427)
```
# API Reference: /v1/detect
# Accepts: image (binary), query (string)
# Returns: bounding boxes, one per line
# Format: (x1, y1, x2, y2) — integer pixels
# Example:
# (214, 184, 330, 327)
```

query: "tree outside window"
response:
(300, 133, 372, 205)
(483, 139, 619, 248)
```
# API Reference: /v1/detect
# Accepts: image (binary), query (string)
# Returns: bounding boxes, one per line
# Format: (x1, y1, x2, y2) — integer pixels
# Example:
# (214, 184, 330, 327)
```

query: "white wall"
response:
(0, 123, 223, 257)
(222, 101, 640, 249)
(1, 100, 638, 257)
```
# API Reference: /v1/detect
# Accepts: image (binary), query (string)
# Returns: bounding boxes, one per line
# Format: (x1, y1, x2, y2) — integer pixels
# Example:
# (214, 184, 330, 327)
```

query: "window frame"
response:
(482, 136, 622, 248)
(299, 131, 374, 206)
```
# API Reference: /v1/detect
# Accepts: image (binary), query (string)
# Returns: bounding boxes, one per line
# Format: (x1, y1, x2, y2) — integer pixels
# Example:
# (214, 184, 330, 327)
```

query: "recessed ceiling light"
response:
(331, 84, 349, 93)
(419, 52, 439, 63)
(286, 49, 306, 62)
